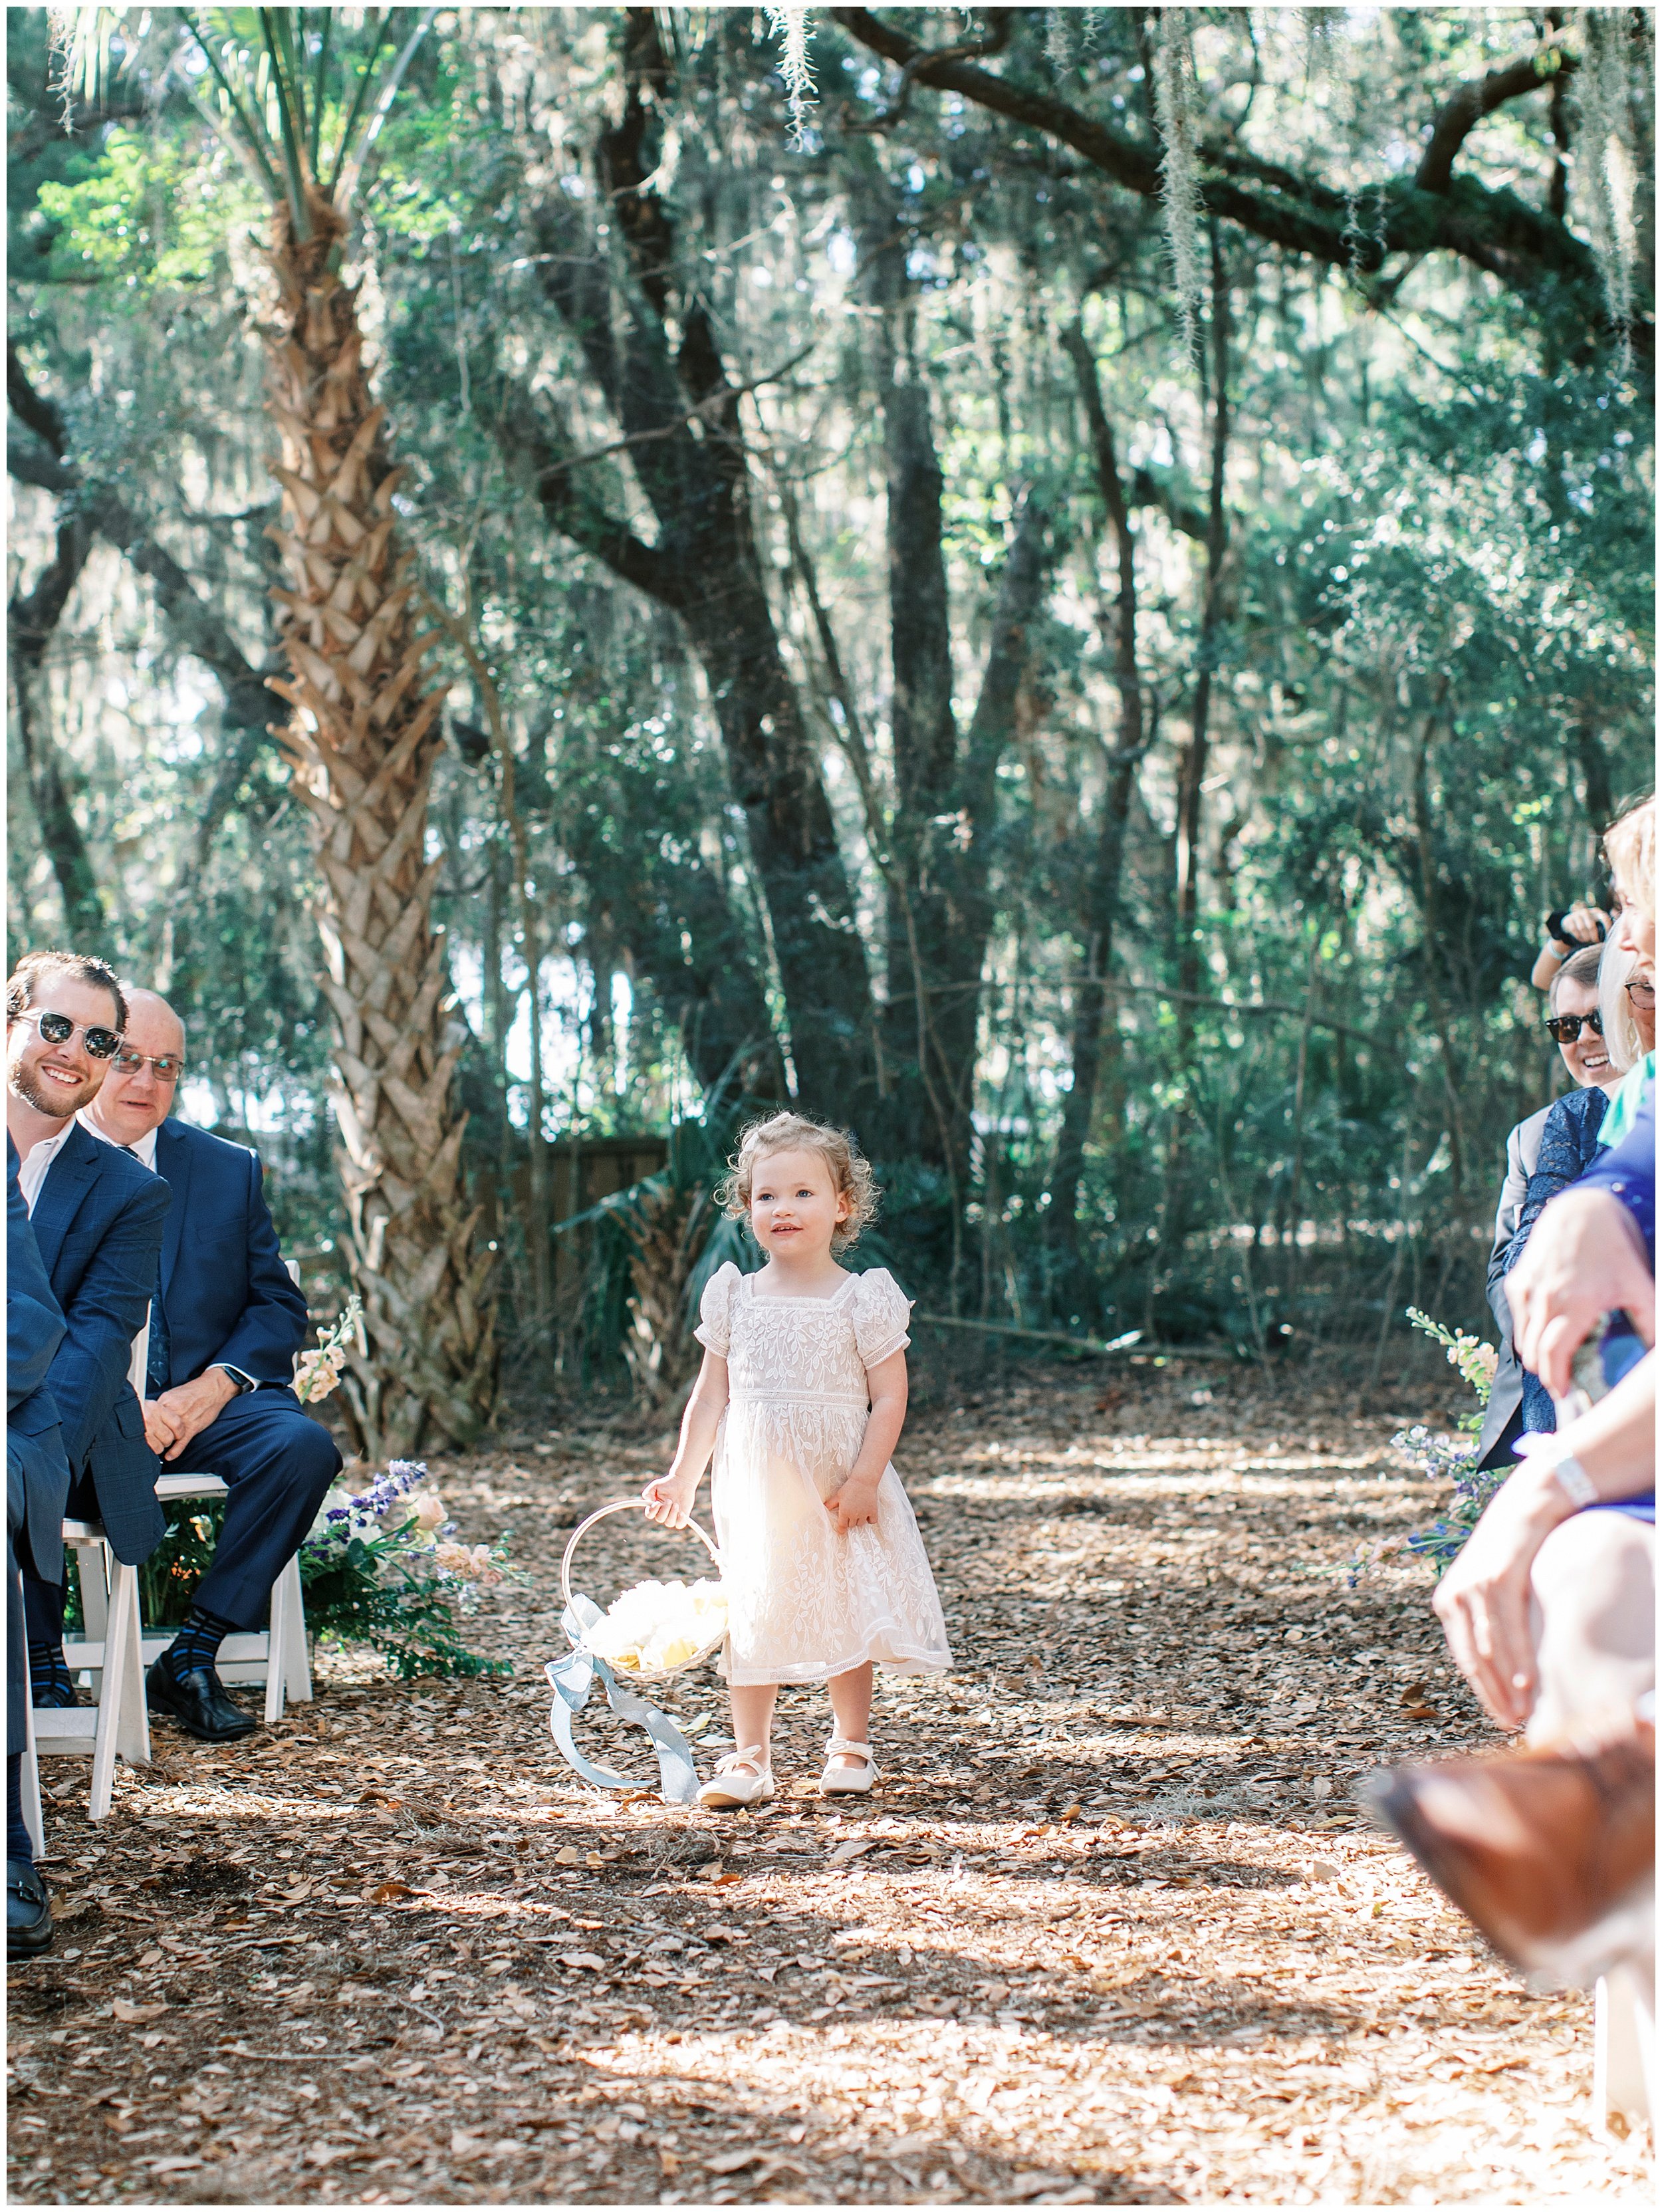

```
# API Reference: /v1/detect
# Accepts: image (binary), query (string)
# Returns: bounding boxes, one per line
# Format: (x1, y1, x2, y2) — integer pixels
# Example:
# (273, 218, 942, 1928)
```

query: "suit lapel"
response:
(30, 1123, 101, 1279)
(156, 1120, 190, 1294)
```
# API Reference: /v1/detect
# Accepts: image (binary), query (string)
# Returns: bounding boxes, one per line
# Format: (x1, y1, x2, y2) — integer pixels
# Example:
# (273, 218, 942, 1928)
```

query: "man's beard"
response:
(11, 1056, 100, 1121)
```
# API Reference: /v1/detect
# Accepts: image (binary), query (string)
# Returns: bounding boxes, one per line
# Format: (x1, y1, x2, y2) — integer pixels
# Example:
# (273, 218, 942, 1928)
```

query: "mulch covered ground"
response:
(8, 1354, 1651, 2205)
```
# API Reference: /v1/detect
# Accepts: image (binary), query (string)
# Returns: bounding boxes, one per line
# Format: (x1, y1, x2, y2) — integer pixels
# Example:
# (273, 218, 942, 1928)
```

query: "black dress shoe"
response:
(146, 1656, 258, 1741)
(8, 1860, 54, 1960)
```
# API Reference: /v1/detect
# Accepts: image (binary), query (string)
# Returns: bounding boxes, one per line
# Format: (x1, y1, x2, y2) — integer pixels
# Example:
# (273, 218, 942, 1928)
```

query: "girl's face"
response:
(749, 1148, 850, 1263)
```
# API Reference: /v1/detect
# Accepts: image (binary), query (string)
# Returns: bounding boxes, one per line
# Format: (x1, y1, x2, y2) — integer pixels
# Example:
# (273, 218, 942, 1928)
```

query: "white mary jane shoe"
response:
(820, 1736, 880, 1796)
(697, 1745, 776, 1810)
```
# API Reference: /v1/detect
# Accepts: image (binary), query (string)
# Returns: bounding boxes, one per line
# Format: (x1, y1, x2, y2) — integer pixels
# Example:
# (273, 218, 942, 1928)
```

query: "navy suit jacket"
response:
(151, 1119, 307, 1387)
(8, 1143, 72, 1580)
(33, 1121, 170, 1564)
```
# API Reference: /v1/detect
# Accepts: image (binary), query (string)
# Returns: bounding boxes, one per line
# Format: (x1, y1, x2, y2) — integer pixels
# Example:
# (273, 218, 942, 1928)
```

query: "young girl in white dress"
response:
(642, 1112, 951, 1807)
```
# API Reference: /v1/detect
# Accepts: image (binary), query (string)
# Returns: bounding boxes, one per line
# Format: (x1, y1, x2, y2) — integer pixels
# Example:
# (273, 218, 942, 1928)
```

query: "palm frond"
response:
(331, 6, 437, 210)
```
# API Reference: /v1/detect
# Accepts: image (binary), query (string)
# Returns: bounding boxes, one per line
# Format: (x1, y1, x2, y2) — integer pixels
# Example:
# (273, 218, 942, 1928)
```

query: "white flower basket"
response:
(560, 1498, 727, 1684)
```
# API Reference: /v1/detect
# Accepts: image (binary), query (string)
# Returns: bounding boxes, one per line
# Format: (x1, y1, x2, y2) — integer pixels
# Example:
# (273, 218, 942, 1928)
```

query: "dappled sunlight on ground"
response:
(7, 1358, 1650, 2203)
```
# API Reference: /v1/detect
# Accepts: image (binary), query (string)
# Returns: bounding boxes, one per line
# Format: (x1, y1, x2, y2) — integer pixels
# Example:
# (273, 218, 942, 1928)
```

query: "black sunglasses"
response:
(17, 1008, 124, 1060)
(1545, 1009, 1604, 1046)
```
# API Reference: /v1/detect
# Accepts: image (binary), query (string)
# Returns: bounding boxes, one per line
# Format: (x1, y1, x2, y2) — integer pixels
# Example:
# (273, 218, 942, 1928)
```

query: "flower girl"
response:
(642, 1112, 950, 1807)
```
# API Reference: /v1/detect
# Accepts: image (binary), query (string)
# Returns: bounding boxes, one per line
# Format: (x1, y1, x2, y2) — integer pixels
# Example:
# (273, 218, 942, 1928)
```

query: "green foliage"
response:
(298, 1540, 511, 1682)
(9, 5, 1655, 1386)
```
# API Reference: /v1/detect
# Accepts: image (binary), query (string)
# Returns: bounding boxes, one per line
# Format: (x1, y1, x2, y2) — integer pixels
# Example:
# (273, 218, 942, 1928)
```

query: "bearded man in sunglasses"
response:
(79, 988, 342, 1742)
(3, 951, 171, 1715)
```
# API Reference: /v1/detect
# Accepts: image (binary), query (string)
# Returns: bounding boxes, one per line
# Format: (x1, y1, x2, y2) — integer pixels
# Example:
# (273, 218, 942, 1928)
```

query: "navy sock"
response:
(164, 1606, 239, 1677)
(8, 1755, 33, 1866)
(27, 1638, 72, 1705)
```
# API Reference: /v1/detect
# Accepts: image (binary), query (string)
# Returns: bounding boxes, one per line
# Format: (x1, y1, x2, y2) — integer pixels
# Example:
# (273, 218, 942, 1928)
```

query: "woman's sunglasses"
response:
(15, 1008, 124, 1060)
(1545, 1010, 1604, 1045)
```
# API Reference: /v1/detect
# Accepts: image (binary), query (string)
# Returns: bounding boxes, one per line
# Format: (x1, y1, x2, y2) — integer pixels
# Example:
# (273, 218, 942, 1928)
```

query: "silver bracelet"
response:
(1550, 1453, 1598, 1509)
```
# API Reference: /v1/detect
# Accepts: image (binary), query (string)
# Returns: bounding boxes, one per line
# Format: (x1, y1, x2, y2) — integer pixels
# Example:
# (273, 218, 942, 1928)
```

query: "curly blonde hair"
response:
(719, 1112, 879, 1254)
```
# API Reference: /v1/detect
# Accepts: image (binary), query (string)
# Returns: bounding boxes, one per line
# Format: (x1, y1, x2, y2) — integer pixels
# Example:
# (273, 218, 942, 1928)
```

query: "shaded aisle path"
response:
(8, 1362, 1647, 2204)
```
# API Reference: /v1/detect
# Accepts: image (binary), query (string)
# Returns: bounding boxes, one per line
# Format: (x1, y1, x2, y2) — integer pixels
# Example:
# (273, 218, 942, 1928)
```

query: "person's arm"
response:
(1499, 1092, 1603, 1281)
(1507, 1187, 1657, 1397)
(1530, 903, 1611, 988)
(150, 1150, 311, 1459)
(45, 1173, 170, 1471)
(1433, 1351, 1655, 1730)
(201, 1150, 309, 1381)
(642, 1348, 729, 1527)
(826, 1348, 907, 1532)
(8, 1164, 65, 1412)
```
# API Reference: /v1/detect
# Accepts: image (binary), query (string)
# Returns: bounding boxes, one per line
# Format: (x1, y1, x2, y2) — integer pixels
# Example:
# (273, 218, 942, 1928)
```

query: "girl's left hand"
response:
(826, 1478, 880, 1533)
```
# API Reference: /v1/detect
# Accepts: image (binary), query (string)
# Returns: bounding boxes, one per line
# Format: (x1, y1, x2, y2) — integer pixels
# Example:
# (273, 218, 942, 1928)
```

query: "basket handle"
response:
(560, 1496, 721, 1616)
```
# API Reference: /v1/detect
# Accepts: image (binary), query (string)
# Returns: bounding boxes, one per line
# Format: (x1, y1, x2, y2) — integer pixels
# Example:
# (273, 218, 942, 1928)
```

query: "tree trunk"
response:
(505, 10, 878, 1120)
(1050, 326, 1147, 1250)
(263, 193, 495, 1457)
(1175, 226, 1232, 1031)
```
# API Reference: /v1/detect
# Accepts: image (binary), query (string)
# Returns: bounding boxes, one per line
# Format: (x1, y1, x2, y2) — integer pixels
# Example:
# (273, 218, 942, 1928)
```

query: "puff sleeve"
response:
(694, 1261, 741, 1358)
(852, 1267, 913, 1369)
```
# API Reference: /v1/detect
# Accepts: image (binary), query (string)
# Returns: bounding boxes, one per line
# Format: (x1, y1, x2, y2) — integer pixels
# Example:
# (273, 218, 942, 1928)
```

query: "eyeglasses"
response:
(1546, 1010, 1604, 1045)
(13, 1008, 124, 1060)
(1625, 978, 1656, 1011)
(111, 1046, 185, 1083)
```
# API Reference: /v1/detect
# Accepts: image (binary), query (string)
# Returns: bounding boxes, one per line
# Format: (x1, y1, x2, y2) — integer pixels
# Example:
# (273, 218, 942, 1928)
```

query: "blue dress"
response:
(1502, 1086, 1610, 1435)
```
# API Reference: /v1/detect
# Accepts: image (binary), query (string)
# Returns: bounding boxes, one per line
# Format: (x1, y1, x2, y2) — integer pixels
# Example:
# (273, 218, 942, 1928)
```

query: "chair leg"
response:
(265, 1558, 311, 1723)
(281, 1556, 312, 1708)
(1596, 1964, 1656, 2130)
(75, 1541, 111, 1696)
(90, 1562, 149, 1821)
(19, 1645, 45, 1860)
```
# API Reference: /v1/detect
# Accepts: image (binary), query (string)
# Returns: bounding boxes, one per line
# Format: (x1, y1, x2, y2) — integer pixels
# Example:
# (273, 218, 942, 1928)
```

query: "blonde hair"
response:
(1598, 938, 1643, 1076)
(719, 1112, 879, 1254)
(1604, 796, 1655, 922)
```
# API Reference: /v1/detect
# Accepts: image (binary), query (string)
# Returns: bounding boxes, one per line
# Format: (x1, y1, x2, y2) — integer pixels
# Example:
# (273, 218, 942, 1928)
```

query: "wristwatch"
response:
(214, 1364, 257, 1396)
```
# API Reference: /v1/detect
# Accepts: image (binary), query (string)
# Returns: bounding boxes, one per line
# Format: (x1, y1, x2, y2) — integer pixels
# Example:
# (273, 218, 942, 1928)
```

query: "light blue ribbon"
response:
(546, 1594, 701, 1804)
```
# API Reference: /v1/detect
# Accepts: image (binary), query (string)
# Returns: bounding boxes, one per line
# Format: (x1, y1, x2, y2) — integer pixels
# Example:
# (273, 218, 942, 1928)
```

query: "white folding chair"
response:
(1596, 1964, 1656, 2132)
(29, 1316, 156, 1826)
(41, 1512, 152, 1820)
(146, 1259, 313, 1723)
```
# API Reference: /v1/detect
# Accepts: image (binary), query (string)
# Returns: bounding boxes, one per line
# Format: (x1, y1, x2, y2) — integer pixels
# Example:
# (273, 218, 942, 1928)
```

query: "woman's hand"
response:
(1506, 1187, 1655, 1397)
(826, 1477, 882, 1533)
(1432, 1463, 1572, 1731)
(642, 1472, 698, 1530)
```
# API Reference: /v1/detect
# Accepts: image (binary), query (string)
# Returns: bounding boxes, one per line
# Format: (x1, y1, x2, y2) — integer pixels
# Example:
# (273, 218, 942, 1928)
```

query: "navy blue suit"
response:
(148, 1119, 340, 1628)
(29, 1121, 170, 1566)
(9, 1148, 69, 1758)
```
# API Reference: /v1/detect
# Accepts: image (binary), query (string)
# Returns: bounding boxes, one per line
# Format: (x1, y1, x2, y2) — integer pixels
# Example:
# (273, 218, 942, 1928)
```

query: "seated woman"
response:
(1504, 934, 1646, 1435)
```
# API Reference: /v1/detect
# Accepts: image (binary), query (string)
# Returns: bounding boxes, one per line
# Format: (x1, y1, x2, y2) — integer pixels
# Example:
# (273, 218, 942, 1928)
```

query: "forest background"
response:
(7, 5, 1655, 1455)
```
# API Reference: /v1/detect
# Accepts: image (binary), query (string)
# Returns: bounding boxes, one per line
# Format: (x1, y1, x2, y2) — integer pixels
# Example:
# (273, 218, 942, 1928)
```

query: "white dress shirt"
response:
(80, 1112, 158, 1170)
(15, 1122, 75, 1214)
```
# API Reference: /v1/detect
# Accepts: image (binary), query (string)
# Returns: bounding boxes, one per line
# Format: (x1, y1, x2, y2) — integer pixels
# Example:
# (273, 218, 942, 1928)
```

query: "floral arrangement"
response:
(293, 1293, 362, 1404)
(584, 1577, 729, 1677)
(1391, 1306, 1507, 1573)
(123, 1296, 511, 1677)
(298, 1459, 513, 1680)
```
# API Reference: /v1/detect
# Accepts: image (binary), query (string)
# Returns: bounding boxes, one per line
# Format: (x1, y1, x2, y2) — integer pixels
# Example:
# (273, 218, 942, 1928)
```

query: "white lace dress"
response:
(694, 1261, 952, 1687)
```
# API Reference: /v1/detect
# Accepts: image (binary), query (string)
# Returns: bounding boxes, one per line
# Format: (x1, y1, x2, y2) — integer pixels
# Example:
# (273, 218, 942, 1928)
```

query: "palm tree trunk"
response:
(263, 194, 495, 1456)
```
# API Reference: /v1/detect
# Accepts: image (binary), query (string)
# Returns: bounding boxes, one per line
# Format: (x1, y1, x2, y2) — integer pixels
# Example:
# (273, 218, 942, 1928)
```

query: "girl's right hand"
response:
(642, 1473, 696, 1529)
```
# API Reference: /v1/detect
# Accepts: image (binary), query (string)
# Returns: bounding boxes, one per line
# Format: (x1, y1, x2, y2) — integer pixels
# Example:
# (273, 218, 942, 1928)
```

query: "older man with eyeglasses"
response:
(78, 989, 342, 1743)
